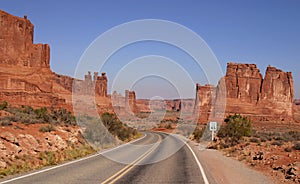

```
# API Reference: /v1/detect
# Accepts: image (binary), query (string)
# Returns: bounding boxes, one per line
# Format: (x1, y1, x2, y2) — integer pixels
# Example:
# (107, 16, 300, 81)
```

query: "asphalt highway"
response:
(0, 132, 208, 184)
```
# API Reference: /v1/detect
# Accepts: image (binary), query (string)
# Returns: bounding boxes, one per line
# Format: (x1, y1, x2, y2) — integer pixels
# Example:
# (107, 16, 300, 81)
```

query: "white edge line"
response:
(155, 132, 210, 184)
(0, 133, 147, 184)
(184, 140, 210, 184)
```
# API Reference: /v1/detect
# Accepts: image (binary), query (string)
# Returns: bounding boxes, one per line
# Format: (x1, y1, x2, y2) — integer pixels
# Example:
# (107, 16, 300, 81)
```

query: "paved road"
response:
(0, 132, 207, 184)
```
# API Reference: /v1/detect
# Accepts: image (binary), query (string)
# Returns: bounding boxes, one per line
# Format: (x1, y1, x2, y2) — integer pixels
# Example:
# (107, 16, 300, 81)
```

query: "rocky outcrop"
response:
(54, 71, 108, 97)
(194, 84, 216, 123)
(0, 10, 50, 69)
(0, 123, 89, 170)
(111, 90, 140, 114)
(0, 10, 109, 112)
(225, 63, 262, 103)
(261, 66, 294, 103)
(195, 62, 295, 123)
(125, 90, 137, 113)
(0, 10, 66, 109)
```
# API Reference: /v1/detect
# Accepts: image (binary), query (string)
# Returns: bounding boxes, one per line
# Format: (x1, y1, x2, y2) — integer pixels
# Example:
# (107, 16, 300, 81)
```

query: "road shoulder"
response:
(189, 141, 273, 184)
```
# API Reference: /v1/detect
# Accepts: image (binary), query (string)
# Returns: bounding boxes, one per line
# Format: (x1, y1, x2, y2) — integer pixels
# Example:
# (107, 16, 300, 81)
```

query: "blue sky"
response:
(0, 0, 299, 99)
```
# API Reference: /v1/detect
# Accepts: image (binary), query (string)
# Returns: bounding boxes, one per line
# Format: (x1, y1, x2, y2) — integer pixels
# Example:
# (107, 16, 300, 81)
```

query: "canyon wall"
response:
(0, 10, 50, 69)
(0, 10, 108, 112)
(0, 10, 64, 108)
(195, 63, 295, 123)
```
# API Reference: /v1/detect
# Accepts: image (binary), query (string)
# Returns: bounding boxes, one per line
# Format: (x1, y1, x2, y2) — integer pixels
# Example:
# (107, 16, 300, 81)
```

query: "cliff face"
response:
(0, 10, 61, 108)
(225, 63, 262, 103)
(194, 84, 216, 123)
(0, 10, 50, 69)
(0, 10, 108, 111)
(261, 66, 294, 103)
(195, 63, 295, 123)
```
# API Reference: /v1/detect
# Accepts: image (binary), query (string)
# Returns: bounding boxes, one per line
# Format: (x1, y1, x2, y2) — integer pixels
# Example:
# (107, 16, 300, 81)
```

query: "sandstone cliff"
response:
(0, 10, 67, 109)
(195, 62, 295, 123)
(0, 10, 109, 113)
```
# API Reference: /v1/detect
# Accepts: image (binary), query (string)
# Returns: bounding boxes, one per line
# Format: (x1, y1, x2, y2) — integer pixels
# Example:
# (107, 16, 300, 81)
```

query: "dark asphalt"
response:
(0, 132, 206, 184)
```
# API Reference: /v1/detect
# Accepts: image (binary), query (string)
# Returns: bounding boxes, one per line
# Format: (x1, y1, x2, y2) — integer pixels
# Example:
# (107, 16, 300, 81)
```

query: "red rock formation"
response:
(260, 66, 294, 104)
(135, 99, 195, 113)
(125, 90, 138, 113)
(225, 63, 262, 103)
(194, 84, 216, 123)
(95, 72, 108, 97)
(0, 10, 66, 109)
(195, 62, 295, 123)
(0, 10, 110, 112)
(0, 10, 50, 68)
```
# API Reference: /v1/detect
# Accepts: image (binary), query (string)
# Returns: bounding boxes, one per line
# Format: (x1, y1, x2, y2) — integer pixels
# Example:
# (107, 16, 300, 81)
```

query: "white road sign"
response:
(209, 122, 217, 131)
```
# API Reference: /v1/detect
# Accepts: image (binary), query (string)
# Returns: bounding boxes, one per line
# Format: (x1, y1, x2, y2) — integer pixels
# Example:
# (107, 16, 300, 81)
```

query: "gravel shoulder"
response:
(189, 141, 274, 184)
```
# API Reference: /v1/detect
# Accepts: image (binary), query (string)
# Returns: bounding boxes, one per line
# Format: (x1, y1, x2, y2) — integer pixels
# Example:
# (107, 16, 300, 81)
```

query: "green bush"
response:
(51, 108, 76, 125)
(218, 114, 252, 140)
(0, 101, 8, 110)
(100, 112, 138, 141)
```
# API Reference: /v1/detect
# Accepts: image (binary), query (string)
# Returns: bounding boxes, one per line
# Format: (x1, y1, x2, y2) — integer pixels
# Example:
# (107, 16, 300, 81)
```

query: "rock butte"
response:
(0, 10, 132, 115)
(194, 63, 296, 123)
(0, 10, 299, 123)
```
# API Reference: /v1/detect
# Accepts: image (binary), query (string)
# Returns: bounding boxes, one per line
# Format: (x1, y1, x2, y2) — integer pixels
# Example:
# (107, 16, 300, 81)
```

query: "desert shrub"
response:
(39, 125, 55, 132)
(100, 112, 138, 141)
(21, 106, 34, 114)
(218, 114, 252, 140)
(6, 106, 75, 125)
(249, 138, 260, 143)
(166, 123, 172, 129)
(271, 141, 283, 146)
(0, 101, 8, 110)
(38, 151, 55, 166)
(34, 107, 51, 123)
(284, 147, 292, 152)
(293, 142, 300, 150)
(0, 117, 12, 126)
(282, 131, 300, 142)
(51, 108, 76, 125)
(192, 127, 205, 142)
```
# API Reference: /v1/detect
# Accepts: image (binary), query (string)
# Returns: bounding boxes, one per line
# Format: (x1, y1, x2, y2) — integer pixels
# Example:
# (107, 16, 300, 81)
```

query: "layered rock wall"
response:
(194, 84, 216, 123)
(0, 10, 109, 111)
(195, 63, 295, 123)
(0, 10, 50, 68)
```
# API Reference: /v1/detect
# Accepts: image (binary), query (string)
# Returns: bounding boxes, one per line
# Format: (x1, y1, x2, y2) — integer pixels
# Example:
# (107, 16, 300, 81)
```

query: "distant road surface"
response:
(0, 132, 209, 184)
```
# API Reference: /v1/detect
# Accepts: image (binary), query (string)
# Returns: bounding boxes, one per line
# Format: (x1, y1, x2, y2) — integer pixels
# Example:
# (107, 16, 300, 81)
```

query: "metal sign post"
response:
(209, 122, 217, 141)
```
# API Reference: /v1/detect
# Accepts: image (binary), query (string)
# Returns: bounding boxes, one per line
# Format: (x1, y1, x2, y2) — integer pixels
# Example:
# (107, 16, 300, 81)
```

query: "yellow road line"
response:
(101, 134, 162, 184)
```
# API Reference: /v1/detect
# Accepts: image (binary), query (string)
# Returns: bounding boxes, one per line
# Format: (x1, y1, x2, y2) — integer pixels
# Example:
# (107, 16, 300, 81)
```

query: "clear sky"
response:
(0, 0, 299, 99)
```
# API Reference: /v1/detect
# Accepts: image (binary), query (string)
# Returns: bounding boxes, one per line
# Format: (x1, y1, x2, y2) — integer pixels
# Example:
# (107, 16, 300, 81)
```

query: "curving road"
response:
(0, 132, 208, 184)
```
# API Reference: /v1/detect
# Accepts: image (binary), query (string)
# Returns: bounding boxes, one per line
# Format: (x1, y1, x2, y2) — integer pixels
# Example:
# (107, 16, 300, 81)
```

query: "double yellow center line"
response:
(101, 134, 162, 184)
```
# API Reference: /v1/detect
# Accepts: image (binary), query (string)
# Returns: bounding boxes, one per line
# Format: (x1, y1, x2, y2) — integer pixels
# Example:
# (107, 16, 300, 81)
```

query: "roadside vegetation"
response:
(0, 101, 141, 178)
(77, 112, 139, 149)
(0, 101, 75, 128)
(205, 114, 300, 183)
(0, 145, 94, 178)
(0, 102, 139, 142)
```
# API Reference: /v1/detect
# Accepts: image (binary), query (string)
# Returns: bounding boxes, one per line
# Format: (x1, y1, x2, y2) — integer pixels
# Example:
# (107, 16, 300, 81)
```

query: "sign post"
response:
(209, 122, 217, 141)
